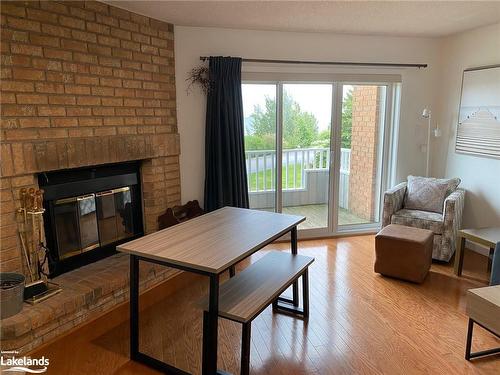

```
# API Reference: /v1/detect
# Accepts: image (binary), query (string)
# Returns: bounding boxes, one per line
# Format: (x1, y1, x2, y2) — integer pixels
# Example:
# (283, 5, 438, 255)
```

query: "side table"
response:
(454, 227, 500, 277)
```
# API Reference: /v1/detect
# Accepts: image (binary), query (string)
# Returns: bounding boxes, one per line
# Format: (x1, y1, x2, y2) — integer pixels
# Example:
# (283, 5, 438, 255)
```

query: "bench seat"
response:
(208, 250, 313, 323)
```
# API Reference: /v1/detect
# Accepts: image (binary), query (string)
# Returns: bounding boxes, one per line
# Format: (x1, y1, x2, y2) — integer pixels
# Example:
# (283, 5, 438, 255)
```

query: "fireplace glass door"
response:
(54, 194, 99, 259)
(96, 187, 134, 246)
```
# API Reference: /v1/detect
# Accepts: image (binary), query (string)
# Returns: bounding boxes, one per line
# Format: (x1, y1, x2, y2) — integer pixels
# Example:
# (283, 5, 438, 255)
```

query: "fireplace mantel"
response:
(1, 133, 179, 177)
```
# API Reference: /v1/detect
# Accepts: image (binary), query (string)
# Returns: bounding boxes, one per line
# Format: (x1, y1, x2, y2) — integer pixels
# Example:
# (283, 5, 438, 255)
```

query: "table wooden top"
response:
(458, 227, 500, 248)
(117, 207, 305, 274)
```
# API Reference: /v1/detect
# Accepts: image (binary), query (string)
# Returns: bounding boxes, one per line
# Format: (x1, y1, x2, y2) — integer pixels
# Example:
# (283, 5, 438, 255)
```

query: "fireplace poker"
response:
(18, 231, 34, 283)
(18, 188, 35, 281)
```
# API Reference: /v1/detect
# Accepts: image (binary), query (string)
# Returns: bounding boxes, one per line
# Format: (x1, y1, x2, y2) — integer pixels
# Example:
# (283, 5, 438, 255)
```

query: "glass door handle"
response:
(96, 191, 113, 197)
(77, 193, 95, 201)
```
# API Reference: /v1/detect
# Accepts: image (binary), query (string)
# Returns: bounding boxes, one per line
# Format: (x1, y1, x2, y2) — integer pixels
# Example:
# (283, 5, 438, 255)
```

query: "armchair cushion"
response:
(391, 209, 444, 235)
(404, 176, 461, 214)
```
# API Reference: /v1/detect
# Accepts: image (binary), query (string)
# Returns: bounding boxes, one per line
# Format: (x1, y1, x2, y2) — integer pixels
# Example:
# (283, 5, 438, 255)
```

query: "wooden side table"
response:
(454, 227, 500, 276)
(465, 285, 500, 360)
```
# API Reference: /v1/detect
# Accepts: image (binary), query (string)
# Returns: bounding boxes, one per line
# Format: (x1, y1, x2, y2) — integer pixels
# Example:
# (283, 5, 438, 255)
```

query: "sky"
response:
(242, 84, 352, 131)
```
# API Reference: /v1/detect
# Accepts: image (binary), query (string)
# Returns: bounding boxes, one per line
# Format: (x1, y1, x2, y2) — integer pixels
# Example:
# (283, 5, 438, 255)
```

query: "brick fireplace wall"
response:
(348, 86, 381, 221)
(0, 1, 181, 275)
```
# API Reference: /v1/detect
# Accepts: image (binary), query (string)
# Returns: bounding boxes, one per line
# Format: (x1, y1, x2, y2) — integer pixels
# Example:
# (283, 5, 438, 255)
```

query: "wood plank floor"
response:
(32, 236, 500, 374)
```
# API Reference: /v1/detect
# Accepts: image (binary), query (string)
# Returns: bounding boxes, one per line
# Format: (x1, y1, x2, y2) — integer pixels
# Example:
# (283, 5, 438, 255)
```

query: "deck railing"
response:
(246, 147, 351, 207)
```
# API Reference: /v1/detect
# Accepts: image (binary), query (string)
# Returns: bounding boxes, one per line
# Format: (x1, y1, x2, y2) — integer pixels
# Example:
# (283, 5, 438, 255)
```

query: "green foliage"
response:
(341, 88, 353, 149)
(246, 92, 319, 150)
(244, 134, 275, 150)
(245, 88, 353, 150)
(248, 163, 303, 190)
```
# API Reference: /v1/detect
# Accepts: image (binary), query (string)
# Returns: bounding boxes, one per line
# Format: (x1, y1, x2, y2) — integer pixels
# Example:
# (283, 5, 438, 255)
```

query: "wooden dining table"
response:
(117, 206, 305, 375)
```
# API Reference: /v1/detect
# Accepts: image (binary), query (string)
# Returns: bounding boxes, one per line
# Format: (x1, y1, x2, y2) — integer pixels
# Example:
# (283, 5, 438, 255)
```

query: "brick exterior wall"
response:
(0, 1, 181, 275)
(348, 86, 381, 221)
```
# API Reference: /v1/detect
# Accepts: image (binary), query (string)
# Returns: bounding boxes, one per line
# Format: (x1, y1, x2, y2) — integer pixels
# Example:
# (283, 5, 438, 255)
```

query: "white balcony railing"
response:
(245, 148, 351, 208)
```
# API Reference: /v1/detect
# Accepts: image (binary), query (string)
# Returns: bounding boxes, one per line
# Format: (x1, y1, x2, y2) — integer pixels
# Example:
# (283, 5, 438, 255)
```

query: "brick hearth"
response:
(0, 1, 182, 352)
(1, 253, 180, 354)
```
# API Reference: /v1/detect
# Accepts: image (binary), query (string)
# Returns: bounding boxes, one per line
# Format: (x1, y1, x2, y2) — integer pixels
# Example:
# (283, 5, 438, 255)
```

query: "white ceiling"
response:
(106, 1, 500, 38)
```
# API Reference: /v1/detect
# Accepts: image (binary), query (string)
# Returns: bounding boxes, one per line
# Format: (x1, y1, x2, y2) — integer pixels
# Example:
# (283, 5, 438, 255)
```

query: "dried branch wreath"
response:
(186, 65, 211, 95)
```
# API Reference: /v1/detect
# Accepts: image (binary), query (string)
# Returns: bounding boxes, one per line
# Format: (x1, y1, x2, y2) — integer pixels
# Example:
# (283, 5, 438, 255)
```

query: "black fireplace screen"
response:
(40, 162, 142, 277)
(53, 187, 135, 260)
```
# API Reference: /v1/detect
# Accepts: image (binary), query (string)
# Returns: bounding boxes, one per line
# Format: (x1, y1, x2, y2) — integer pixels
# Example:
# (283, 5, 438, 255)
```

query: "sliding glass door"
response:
(281, 84, 333, 230)
(243, 83, 278, 212)
(243, 79, 397, 237)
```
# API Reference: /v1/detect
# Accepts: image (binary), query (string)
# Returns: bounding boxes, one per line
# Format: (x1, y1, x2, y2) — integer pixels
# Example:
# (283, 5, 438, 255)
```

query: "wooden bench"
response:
(202, 251, 314, 375)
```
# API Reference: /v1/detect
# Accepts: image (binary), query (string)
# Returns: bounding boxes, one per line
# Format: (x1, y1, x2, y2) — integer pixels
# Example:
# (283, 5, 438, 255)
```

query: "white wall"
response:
(434, 23, 500, 229)
(174, 26, 441, 205)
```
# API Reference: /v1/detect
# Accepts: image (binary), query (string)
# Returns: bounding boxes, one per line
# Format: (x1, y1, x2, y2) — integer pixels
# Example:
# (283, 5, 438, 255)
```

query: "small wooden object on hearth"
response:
(158, 200, 204, 230)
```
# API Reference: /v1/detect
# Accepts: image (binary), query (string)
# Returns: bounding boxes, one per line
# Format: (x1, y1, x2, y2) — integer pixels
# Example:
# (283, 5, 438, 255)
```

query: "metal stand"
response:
(465, 318, 500, 360)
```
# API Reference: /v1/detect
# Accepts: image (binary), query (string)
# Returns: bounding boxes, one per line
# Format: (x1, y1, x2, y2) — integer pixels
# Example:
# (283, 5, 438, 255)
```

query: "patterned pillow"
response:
(404, 176, 459, 213)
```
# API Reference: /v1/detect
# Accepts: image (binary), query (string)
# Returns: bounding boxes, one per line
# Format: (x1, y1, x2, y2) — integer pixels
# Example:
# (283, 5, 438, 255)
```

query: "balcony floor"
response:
(263, 204, 369, 229)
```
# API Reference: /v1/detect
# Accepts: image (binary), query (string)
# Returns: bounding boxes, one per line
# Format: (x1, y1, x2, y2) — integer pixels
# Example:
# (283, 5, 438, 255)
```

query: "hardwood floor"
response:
(32, 236, 500, 374)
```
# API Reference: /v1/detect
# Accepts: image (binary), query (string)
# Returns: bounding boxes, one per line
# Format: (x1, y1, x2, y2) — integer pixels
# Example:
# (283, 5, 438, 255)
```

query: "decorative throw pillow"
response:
(404, 176, 459, 214)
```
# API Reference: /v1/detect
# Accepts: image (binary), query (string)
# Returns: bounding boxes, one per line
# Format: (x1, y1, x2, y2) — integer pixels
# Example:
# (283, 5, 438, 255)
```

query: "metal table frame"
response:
(129, 226, 301, 375)
(465, 318, 500, 361)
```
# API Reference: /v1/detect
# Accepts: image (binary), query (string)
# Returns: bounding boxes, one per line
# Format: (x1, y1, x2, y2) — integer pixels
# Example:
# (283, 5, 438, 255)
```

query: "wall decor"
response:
(456, 65, 500, 159)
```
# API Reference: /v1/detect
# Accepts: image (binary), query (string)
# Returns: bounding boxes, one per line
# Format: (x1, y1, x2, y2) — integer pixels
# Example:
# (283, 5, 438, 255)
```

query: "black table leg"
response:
(130, 254, 139, 360)
(202, 273, 220, 375)
(465, 318, 500, 360)
(241, 322, 251, 375)
(129, 255, 192, 375)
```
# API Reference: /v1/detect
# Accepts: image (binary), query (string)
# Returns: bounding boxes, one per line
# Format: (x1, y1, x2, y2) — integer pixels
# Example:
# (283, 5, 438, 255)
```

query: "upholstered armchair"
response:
(382, 180, 465, 262)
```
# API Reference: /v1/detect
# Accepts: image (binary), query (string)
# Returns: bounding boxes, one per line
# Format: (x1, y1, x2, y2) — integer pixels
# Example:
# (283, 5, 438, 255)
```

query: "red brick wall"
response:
(0, 1, 181, 274)
(348, 86, 381, 221)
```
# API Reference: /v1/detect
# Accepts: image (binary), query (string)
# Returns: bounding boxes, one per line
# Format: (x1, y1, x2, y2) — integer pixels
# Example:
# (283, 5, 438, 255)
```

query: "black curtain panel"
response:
(204, 56, 249, 211)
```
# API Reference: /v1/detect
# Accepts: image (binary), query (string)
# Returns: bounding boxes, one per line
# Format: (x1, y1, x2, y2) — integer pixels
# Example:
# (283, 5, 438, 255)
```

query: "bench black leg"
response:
(229, 265, 236, 278)
(302, 268, 309, 319)
(241, 322, 251, 375)
(273, 270, 309, 319)
(466, 318, 500, 360)
(291, 226, 299, 307)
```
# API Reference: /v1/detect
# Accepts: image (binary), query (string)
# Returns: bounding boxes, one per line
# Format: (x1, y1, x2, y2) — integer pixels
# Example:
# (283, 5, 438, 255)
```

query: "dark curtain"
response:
(204, 56, 249, 211)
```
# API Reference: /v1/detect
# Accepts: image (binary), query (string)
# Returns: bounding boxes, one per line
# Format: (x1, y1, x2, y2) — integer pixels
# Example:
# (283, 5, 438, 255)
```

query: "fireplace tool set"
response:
(17, 188, 61, 304)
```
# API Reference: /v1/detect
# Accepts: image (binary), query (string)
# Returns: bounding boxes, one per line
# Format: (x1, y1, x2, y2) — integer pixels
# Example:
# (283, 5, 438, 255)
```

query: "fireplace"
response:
(39, 162, 143, 277)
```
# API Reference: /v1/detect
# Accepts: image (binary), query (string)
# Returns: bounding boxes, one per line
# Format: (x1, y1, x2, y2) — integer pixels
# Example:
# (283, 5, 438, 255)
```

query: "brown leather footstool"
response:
(375, 224, 433, 283)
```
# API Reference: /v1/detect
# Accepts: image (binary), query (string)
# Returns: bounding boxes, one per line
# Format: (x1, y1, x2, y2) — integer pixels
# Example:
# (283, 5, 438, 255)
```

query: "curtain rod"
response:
(199, 56, 427, 69)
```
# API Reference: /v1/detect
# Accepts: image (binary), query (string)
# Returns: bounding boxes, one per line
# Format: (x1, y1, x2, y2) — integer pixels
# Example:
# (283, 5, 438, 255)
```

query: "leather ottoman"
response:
(375, 224, 433, 283)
